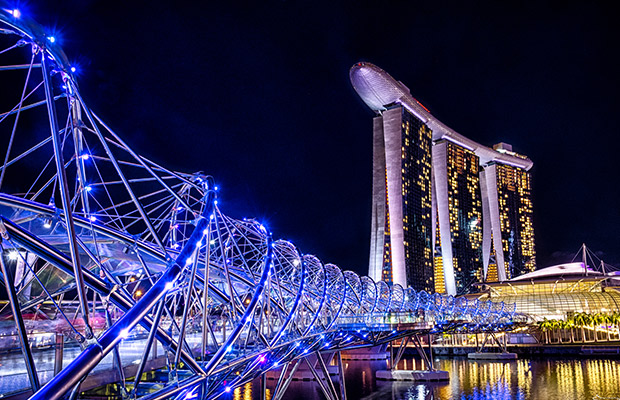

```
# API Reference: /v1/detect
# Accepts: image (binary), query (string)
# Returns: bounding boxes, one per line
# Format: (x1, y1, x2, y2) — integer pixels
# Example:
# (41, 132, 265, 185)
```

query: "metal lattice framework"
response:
(0, 6, 519, 400)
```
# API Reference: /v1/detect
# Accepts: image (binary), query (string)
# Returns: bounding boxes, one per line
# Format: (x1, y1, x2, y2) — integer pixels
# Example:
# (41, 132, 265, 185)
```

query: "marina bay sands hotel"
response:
(350, 62, 536, 296)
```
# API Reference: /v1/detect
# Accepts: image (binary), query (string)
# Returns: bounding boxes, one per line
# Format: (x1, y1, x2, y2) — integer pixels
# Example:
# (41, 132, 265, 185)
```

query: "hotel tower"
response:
(350, 62, 536, 295)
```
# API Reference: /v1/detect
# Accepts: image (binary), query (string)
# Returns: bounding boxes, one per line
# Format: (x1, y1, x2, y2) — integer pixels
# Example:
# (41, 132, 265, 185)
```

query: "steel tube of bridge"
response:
(0, 250, 40, 391)
(174, 244, 201, 369)
(90, 111, 194, 213)
(268, 262, 304, 345)
(132, 301, 165, 395)
(41, 50, 93, 339)
(139, 375, 207, 400)
(0, 214, 205, 374)
(68, 83, 168, 252)
(54, 333, 63, 376)
(104, 307, 126, 393)
(202, 234, 274, 377)
(28, 190, 215, 400)
(201, 224, 211, 364)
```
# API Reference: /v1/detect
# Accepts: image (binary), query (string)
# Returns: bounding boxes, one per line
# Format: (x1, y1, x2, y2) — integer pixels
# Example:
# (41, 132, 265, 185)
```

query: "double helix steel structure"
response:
(0, 6, 518, 400)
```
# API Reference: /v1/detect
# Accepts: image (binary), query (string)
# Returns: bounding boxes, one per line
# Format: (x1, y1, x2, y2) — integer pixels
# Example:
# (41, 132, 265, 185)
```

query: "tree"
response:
(574, 312, 588, 342)
(611, 312, 620, 340)
(537, 319, 553, 343)
(560, 319, 575, 342)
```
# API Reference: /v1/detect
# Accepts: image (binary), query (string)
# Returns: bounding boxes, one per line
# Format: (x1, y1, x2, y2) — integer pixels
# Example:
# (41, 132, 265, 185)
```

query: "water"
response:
(5, 352, 620, 399)
(228, 356, 620, 400)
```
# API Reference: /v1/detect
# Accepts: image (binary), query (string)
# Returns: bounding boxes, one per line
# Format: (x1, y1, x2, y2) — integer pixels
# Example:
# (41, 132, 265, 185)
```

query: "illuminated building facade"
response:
(480, 143, 536, 280)
(369, 106, 434, 291)
(350, 62, 536, 295)
(477, 262, 620, 321)
(432, 140, 483, 295)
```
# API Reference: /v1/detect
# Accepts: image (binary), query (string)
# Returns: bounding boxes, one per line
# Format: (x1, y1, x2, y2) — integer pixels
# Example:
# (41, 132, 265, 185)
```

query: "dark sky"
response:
(28, 1, 620, 276)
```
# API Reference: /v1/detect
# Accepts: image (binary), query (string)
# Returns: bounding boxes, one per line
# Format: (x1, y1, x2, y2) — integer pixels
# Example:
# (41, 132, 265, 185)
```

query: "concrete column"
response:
(369, 116, 387, 281)
(432, 142, 456, 295)
(482, 165, 507, 281)
(479, 168, 492, 279)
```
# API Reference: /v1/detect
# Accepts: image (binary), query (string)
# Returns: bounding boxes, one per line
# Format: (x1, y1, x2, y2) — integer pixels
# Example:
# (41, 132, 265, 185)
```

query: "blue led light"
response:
(11, 9, 21, 18)
(47, 36, 55, 43)
(184, 387, 198, 399)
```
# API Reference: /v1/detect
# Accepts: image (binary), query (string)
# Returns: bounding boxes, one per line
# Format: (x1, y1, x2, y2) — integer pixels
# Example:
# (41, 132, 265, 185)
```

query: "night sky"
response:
(24, 1, 620, 276)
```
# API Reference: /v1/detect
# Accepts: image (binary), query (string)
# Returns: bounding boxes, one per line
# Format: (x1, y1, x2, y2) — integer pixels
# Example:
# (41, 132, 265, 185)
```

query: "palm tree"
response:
(600, 313, 613, 342)
(574, 312, 588, 342)
(610, 312, 620, 341)
(537, 319, 553, 343)
(549, 319, 562, 343)
(574, 312, 585, 326)
(592, 313, 607, 342)
(561, 319, 575, 343)
(582, 313, 595, 342)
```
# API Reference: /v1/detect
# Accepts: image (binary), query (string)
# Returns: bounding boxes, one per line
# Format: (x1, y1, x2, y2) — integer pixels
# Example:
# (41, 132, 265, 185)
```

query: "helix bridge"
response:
(0, 5, 519, 400)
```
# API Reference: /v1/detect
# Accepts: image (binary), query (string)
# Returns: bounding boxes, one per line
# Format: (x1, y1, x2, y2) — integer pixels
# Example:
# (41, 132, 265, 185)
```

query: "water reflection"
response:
(375, 357, 620, 400)
(201, 357, 620, 400)
(232, 382, 253, 400)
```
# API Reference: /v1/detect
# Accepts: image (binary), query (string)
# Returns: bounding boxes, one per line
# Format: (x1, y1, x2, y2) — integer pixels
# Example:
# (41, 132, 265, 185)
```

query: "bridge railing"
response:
(335, 312, 429, 328)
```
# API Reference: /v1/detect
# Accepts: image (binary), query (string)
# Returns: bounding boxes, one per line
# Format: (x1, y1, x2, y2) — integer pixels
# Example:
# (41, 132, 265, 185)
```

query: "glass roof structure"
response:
(475, 276, 620, 321)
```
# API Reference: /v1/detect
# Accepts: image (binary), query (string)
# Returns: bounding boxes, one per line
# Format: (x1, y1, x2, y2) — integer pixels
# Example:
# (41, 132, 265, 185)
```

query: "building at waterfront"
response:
(350, 62, 536, 294)
(475, 262, 620, 321)
(432, 140, 483, 294)
(369, 106, 434, 292)
(480, 145, 536, 281)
